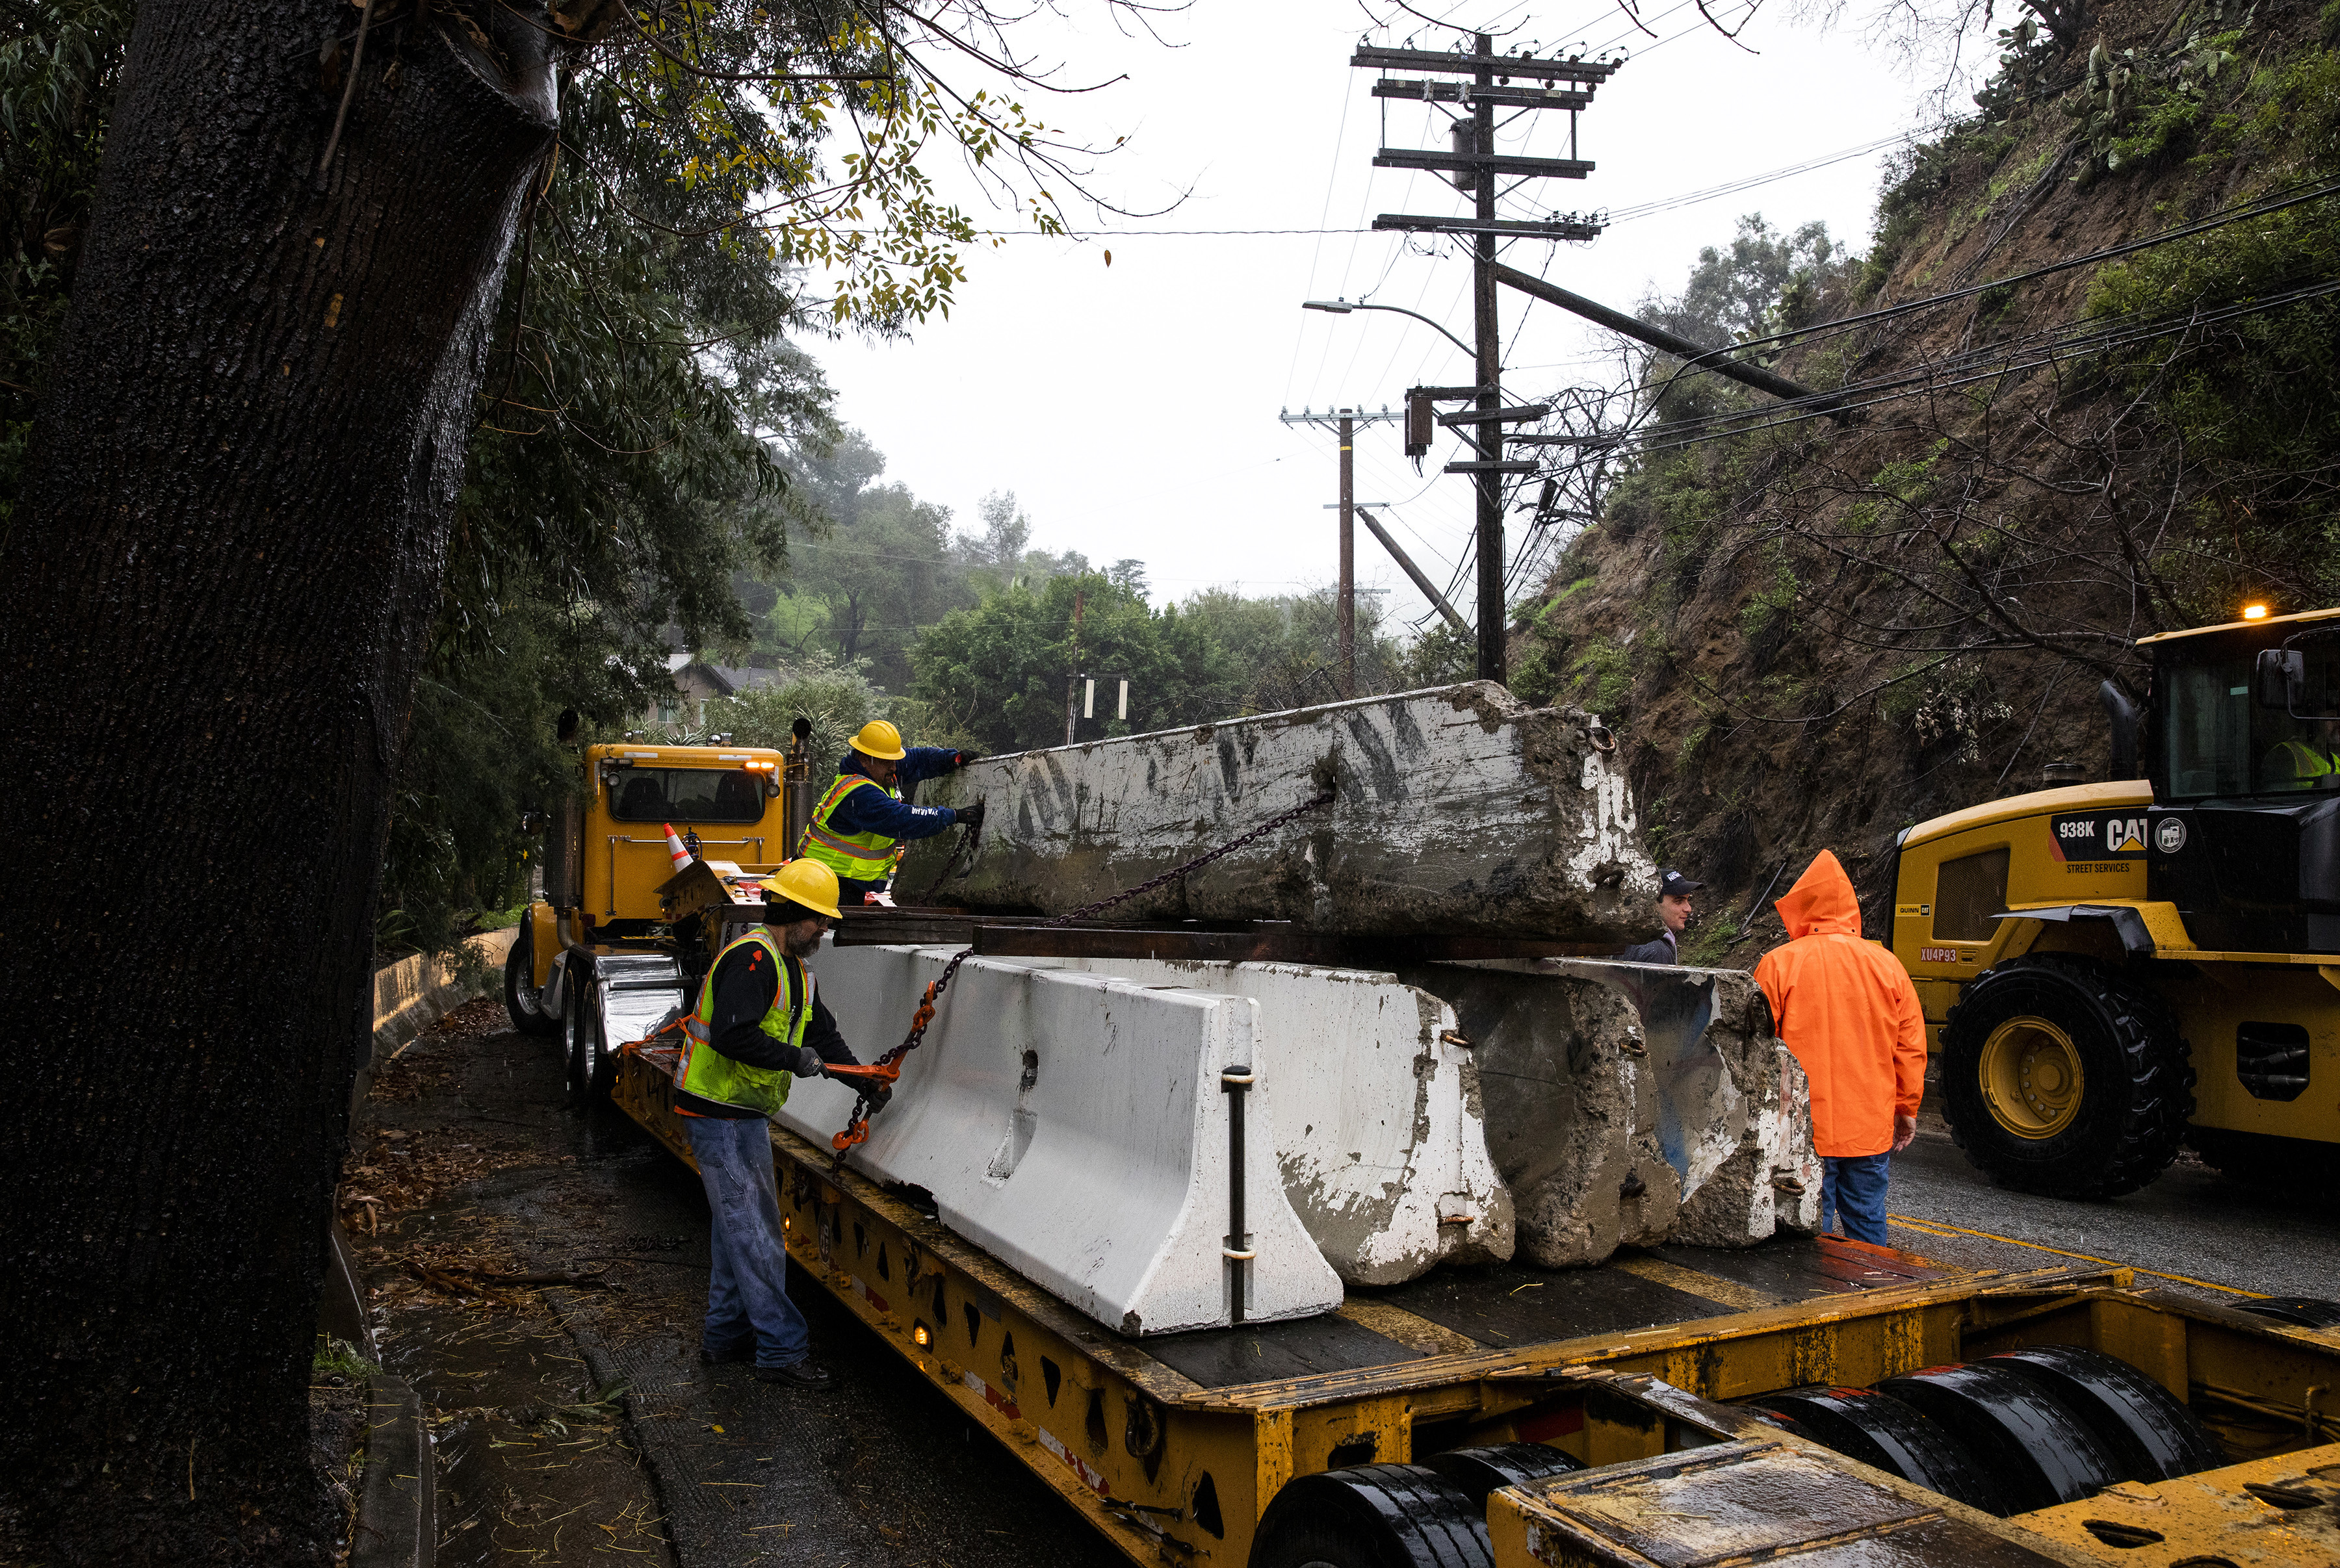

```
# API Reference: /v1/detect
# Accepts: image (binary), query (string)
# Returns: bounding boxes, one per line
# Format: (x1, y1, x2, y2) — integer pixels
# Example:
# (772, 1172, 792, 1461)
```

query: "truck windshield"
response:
(608, 768, 767, 823)
(2160, 641, 2340, 799)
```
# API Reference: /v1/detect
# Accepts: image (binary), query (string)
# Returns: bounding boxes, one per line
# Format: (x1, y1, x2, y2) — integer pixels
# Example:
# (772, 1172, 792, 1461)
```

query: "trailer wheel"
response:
(1421, 1444, 1583, 1510)
(1983, 1346, 2224, 1480)
(1744, 1387, 2003, 1515)
(1249, 1465, 1492, 1568)
(1940, 955, 2192, 1198)
(2237, 1296, 2340, 1330)
(1878, 1363, 2123, 1513)
(504, 925, 562, 1038)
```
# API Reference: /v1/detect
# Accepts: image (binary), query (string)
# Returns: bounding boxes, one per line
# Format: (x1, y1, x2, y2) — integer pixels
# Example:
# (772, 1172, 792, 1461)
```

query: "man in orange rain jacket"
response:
(1754, 851, 1927, 1246)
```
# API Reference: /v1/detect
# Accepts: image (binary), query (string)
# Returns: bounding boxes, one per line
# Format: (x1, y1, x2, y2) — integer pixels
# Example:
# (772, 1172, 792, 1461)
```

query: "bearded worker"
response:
(673, 858, 887, 1387)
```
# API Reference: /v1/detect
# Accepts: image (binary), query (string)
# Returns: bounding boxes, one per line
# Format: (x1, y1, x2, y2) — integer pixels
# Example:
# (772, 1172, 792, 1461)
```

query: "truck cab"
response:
(506, 741, 806, 1090)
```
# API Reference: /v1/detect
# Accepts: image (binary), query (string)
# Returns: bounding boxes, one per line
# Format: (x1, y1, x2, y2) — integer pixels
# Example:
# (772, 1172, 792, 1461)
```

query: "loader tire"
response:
(504, 924, 562, 1038)
(1941, 955, 2192, 1200)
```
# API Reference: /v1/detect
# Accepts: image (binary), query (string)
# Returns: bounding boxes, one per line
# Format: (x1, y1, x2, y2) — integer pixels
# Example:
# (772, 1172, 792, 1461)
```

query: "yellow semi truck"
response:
(1891, 606, 2340, 1197)
(503, 735, 818, 1095)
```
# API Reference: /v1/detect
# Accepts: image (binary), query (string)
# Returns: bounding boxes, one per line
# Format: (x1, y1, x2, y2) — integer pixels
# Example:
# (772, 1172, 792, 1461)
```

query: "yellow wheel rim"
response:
(1979, 1017, 2085, 1139)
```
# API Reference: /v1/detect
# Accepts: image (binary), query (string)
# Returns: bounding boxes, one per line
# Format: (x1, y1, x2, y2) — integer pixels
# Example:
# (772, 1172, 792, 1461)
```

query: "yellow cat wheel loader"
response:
(1891, 604, 2340, 1198)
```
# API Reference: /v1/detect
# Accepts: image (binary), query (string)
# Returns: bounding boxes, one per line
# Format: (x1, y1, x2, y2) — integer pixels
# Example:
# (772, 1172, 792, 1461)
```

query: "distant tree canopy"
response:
(906, 574, 1411, 752)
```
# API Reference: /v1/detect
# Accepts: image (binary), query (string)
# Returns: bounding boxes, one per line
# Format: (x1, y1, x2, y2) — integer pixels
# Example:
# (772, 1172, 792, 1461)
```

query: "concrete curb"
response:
(354, 928, 517, 1110)
(352, 1374, 434, 1568)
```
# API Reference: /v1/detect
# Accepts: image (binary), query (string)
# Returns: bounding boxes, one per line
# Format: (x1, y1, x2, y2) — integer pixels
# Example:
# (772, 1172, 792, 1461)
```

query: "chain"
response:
(826, 784, 1336, 1161)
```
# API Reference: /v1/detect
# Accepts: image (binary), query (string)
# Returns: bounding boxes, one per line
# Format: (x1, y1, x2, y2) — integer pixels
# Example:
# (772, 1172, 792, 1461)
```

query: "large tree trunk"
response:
(0, 2, 558, 1558)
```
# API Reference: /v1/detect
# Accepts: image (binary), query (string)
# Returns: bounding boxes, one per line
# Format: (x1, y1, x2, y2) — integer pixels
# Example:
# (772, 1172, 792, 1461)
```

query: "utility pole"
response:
(1278, 405, 1401, 698)
(1063, 588, 1084, 747)
(1470, 34, 1502, 683)
(1353, 34, 1620, 685)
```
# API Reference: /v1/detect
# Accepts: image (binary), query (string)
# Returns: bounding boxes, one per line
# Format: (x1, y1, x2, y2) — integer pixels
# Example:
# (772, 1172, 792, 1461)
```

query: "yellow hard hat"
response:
(761, 858, 842, 919)
(850, 719, 907, 760)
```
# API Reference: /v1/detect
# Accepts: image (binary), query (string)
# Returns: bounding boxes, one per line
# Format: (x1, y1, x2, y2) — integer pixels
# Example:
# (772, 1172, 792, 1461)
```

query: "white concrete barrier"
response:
(779, 944, 1342, 1335)
(1016, 957, 1512, 1286)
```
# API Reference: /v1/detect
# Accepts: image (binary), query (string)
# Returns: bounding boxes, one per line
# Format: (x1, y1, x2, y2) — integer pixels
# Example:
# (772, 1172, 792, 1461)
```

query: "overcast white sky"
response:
(807, 0, 1938, 636)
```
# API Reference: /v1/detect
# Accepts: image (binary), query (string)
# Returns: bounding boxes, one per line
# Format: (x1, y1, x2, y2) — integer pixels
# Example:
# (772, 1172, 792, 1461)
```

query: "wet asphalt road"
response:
(1884, 1114, 2340, 1301)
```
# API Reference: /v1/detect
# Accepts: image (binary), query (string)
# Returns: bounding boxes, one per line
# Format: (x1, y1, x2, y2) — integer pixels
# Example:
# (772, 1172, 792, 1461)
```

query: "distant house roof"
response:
(705, 665, 785, 693)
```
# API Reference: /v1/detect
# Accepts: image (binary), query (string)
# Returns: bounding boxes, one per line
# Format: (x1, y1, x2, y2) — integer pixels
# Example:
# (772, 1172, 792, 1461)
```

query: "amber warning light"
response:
(2242, 603, 2271, 620)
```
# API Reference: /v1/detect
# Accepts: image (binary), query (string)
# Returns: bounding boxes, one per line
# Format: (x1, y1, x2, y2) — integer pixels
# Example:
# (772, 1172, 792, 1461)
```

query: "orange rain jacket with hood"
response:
(1753, 851, 1928, 1158)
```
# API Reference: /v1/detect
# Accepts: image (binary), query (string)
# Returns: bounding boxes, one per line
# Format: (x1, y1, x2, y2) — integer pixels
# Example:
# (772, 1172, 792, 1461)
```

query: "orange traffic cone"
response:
(663, 823, 692, 872)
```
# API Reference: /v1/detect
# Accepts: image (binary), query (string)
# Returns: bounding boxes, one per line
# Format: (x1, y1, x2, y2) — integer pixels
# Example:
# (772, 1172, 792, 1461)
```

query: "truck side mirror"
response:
(2256, 649, 2304, 710)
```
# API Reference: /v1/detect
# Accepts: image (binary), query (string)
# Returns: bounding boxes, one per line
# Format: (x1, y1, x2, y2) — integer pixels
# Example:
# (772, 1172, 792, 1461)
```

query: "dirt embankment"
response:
(1518, 0, 2340, 960)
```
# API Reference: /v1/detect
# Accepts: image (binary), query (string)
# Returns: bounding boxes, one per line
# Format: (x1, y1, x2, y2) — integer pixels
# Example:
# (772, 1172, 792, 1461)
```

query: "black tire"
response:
(1878, 1363, 2123, 1513)
(1940, 955, 2192, 1198)
(1249, 1465, 1493, 1568)
(1744, 1387, 2004, 1515)
(2237, 1296, 2340, 1330)
(2187, 1127, 2340, 1200)
(1982, 1346, 2224, 1481)
(564, 958, 592, 1098)
(586, 986, 618, 1102)
(1420, 1444, 1583, 1510)
(504, 923, 562, 1038)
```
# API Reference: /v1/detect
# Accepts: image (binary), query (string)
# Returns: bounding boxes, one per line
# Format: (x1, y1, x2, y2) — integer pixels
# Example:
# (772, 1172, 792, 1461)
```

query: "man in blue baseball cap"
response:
(1618, 869, 1702, 965)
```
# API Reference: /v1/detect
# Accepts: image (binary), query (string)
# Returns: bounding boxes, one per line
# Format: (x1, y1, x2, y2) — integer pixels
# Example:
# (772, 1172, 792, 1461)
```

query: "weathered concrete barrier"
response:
(1399, 959, 1820, 1266)
(1013, 956, 1513, 1286)
(901, 683, 1656, 940)
(781, 944, 1342, 1335)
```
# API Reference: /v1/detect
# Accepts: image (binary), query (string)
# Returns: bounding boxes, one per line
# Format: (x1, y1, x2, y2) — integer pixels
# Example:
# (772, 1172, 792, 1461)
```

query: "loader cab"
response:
(2142, 608, 2340, 954)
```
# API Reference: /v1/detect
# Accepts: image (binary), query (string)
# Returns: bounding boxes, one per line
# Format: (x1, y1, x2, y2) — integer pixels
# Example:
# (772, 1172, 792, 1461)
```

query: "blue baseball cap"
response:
(1659, 869, 1704, 899)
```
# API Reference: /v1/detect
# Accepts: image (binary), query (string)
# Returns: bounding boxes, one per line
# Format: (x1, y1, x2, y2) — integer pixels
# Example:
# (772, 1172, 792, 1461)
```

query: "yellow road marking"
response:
(1609, 1255, 1778, 1313)
(1334, 1298, 1481, 1357)
(1887, 1213, 2263, 1297)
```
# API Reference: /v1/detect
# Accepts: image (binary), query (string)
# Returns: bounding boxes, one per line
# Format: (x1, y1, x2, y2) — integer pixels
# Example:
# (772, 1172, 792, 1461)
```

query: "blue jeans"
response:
(683, 1115, 811, 1369)
(1821, 1153, 1892, 1247)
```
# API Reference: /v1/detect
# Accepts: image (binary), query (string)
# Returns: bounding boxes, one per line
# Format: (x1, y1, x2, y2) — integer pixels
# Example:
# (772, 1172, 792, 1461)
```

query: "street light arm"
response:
(1302, 299, 1476, 361)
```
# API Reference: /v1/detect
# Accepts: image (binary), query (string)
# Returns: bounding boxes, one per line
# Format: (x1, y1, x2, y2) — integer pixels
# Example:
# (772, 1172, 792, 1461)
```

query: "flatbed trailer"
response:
(608, 1037, 2340, 1567)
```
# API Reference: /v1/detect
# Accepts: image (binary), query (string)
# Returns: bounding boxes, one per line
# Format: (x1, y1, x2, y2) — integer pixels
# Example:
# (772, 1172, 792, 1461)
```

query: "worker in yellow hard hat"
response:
(671, 858, 877, 1390)
(797, 717, 985, 906)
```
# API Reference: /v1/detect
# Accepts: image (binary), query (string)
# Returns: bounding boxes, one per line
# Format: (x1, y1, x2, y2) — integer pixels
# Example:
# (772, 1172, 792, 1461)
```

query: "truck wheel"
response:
(564, 958, 593, 1098)
(2237, 1296, 2340, 1329)
(586, 989, 618, 1102)
(1940, 955, 2192, 1198)
(1249, 1465, 1492, 1568)
(504, 923, 562, 1038)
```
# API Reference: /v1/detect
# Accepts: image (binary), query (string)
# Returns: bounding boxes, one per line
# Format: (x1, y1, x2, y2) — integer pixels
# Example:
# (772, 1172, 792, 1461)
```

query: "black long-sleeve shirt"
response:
(676, 940, 858, 1119)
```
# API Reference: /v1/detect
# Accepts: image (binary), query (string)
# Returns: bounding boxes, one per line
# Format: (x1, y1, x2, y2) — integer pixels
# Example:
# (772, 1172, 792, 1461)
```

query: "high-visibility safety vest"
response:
(2267, 739, 2337, 790)
(676, 927, 811, 1116)
(798, 773, 900, 882)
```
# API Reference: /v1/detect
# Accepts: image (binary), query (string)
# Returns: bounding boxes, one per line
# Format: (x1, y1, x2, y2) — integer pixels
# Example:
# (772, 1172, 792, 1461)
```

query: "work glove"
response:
(785, 1046, 828, 1079)
(856, 1079, 893, 1113)
(954, 800, 987, 830)
(955, 749, 983, 767)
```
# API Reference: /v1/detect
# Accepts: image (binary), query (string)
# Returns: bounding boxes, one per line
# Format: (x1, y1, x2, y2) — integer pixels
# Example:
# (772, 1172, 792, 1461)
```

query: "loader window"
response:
(607, 767, 766, 824)
(1932, 848, 2009, 942)
(2161, 645, 2340, 799)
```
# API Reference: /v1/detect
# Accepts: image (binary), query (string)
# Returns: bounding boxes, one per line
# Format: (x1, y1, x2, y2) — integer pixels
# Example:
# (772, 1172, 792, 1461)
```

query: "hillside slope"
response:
(1521, 0, 2340, 961)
